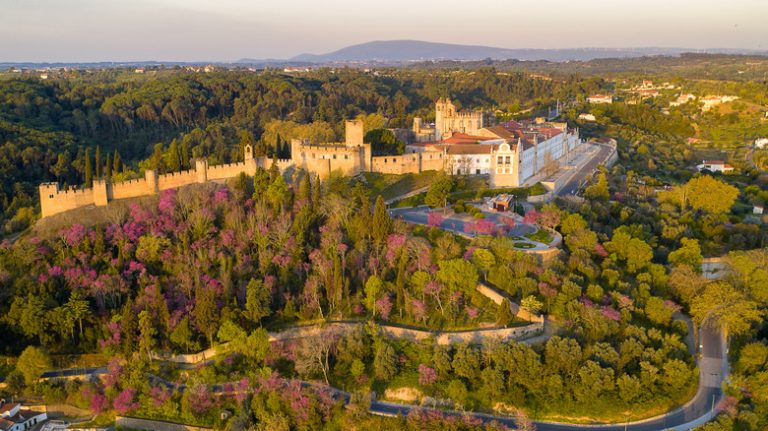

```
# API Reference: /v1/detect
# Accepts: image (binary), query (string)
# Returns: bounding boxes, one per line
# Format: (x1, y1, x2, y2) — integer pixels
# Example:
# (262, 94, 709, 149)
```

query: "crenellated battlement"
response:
(299, 144, 364, 152)
(159, 169, 195, 178)
(39, 151, 295, 218)
(39, 117, 579, 219)
(58, 187, 91, 196)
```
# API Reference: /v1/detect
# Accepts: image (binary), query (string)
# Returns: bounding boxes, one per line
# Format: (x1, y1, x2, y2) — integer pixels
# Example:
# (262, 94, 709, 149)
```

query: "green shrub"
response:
(453, 204, 465, 213)
(525, 229, 553, 244)
(529, 182, 549, 196)
(513, 242, 535, 249)
(473, 212, 485, 219)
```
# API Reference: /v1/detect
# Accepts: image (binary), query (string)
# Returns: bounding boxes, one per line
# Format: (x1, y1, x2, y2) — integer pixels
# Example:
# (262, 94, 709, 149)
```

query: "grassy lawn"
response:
(361, 171, 438, 201)
(533, 382, 699, 424)
(392, 192, 427, 208)
(525, 229, 554, 244)
(513, 242, 535, 249)
(371, 374, 698, 426)
(449, 182, 546, 203)
(68, 413, 116, 429)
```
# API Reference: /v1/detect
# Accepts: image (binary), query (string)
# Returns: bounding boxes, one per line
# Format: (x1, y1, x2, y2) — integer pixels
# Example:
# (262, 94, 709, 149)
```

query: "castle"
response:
(412, 98, 485, 142)
(39, 101, 582, 218)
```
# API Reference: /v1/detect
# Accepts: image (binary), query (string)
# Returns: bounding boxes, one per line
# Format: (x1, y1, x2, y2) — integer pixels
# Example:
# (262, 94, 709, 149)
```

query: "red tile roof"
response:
(440, 143, 499, 155)
(0, 404, 16, 415)
(0, 417, 14, 431)
(441, 132, 498, 145)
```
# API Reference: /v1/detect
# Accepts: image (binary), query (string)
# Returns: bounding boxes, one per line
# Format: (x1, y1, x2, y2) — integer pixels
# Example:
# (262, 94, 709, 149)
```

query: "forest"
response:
(0, 64, 767, 430)
(1, 158, 766, 428)
(0, 67, 604, 233)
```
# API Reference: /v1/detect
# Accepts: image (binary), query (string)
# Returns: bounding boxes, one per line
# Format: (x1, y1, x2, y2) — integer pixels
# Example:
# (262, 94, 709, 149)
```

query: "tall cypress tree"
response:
(371, 195, 392, 248)
(84, 147, 92, 187)
(113, 149, 121, 174)
(274, 133, 282, 157)
(167, 139, 181, 172)
(94, 146, 101, 179)
(269, 154, 280, 181)
(104, 153, 112, 180)
(121, 297, 137, 355)
(298, 173, 312, 203)
(181, 138, 190, 169)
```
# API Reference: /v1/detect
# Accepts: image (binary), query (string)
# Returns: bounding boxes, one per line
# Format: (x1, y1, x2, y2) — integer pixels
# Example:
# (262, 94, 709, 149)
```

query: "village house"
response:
(696, 160, 734, 174)
(587, 94, 613, 104)
(670, 93, 696, 107)
(700, 95, 739, 111)
(0, 402, 48, 431)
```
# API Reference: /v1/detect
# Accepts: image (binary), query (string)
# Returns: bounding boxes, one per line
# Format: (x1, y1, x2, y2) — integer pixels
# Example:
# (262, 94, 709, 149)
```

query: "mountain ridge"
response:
(281, 40, 767, 63)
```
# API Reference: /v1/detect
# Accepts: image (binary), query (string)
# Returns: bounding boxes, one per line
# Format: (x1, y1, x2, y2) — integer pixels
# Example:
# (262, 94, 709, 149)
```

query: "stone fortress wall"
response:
(39, 120, 448, 218)
(39, 106, 583, 218)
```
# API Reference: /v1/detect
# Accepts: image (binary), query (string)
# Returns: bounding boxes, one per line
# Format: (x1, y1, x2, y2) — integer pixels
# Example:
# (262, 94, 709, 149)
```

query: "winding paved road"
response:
(367, 324, 725, 431)
(39, 323, 725, 431)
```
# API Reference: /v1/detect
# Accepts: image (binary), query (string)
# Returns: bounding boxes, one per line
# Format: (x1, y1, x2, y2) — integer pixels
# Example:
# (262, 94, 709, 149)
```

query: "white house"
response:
(696, 160, 734, 174)
(587, 94, 613, 104)
(0, 402, 48, 431)
(578, 113, 596, 122)
(670, 93, 696, 107)
(701, 95, 738, 112)
(755, 138, 768, 149)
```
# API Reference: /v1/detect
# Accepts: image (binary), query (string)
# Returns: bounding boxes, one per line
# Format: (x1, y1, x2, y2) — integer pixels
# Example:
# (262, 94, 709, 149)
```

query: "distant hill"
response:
(285, 40, 766, 63)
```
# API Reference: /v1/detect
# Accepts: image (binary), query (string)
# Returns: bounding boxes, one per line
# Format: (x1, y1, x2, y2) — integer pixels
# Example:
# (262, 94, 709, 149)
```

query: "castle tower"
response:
(413, 117, 423, 133)
(145, 169, 158, 194)
(39, 183, 60, 218)
(243, 144, 256, 174)
(290, 139, 305, 166)
(93, 180, 109, 207)
(345, 119, 364, 146)
(195, 159, 208, 183)
(244, 144, 253, 162)
(435, 98, 447, 141)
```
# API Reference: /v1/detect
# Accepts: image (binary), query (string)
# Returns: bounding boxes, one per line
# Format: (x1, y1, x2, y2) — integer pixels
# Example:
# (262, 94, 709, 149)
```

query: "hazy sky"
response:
(1, 0, 767, 62)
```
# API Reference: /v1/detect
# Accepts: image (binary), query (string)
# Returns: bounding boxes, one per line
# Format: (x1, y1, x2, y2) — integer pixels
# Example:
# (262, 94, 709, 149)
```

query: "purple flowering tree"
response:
(113, 388, 139, 414)
(418, 364, 437, 386)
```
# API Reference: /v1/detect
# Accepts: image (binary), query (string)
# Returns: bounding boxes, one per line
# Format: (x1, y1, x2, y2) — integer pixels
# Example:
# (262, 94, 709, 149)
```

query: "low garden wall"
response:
(115, 416, 212, 431)
(527, 192, 553, 203)
(151, 282, 546, 363)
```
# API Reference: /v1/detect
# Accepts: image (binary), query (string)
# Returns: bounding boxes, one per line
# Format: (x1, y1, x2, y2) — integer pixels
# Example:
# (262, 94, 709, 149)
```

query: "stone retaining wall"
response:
(115, 416, 212, 431)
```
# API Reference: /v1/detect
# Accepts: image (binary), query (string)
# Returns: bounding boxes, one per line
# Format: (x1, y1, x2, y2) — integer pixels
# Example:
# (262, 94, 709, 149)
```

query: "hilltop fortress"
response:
(40, 100, 582, 218)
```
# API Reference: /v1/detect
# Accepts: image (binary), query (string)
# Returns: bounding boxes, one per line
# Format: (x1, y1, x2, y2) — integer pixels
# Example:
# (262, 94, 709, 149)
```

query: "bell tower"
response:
(244, 143, 253, 162)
